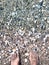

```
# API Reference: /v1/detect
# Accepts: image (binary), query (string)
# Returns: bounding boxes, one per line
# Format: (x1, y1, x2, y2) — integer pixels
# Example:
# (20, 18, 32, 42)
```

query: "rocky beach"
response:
(0, 0, 49, 65)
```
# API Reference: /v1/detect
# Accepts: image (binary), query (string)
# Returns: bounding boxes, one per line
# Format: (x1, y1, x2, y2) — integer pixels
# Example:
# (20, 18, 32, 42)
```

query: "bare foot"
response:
(29, 51, 39, 65)
(11, 53, 19, 65)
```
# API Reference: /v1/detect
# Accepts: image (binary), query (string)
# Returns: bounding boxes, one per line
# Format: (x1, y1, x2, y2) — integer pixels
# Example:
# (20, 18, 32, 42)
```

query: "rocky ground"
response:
(0, 0, 49, 65)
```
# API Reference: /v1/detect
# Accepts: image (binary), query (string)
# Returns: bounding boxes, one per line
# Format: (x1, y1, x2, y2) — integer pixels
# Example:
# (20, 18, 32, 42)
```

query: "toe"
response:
(29, 51, 39, 65)
(11, 53, 17, 61)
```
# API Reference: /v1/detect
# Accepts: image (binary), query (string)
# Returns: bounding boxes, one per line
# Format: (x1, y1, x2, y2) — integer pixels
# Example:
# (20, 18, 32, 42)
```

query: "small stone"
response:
(0, 56, 1, 59)
(42, 46, 44, 49)
(46, 34, 49, 38)
(46, 51, 47, 54)
(11, 12, 15, 16)
(35, 35, 40, 38)
(3, 35, 6, 41)
(4, 62, 6, 65)
(43, 43, 45, 46)
(31, 27, 35, 33)
(12, 48, 16, 52)
(0, 7, 4, 10)
(43, 38, 46, 42)
(34, 20, 37, 23)
(8, 49, 12, 53)
(36, 4, 40, 9)
(18, 29, 25, 36)
(35, 45, 37, 47)
(39, 0, 43, 2)
(27, 17, 31, 21)
(33, 44, 36, 46)
(47, 18, 49, 23)
(40, 23, 46, 30)
(1, 50, 4, 53)
(28, 31, 32, 36)
(47, 20, 49, 23)
(35, 48, 37, 51)
(24, 40, 28, 44)
(25, 58, 28, 62)
(5, 40, 9, 46)
(48, 47, 49, 49)
(25, 53, 29, 56)
(33, 5, 35, 8)
(10, 51, 15, 55)
(39, 0, 43, 6)
(44, 17, 47, 21)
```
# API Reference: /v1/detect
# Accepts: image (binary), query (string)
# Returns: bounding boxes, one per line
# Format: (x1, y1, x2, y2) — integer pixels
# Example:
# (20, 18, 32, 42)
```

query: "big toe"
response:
(11, 53, 19, 65)
(11, 53, 17, 61)
(29, 51, 39, 65)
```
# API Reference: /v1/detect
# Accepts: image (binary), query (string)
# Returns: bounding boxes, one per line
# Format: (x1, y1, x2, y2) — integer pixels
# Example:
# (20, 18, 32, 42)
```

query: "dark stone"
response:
(35, 48, 37, 51)
(39, 0, 43, 6)
(0, 7, 4, 10)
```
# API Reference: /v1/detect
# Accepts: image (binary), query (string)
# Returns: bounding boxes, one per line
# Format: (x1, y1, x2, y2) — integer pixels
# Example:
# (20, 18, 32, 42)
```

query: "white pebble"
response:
(34, 20, 37, 23)
(13, 49, 16, 52)
(11, 52, 15, 55)
(0, 56, 1, 59)
(31, 27, 35, 33)
(25, 58, 28, 62)
(28, 31, 32, 36)
(48, 47, 49, 49)
(25, 53, 29, 56)
(1, 50, 4, 53)
(12, 12, 15, 16)
(5, 40, 9, 45)
(18, 29, 25, 36)
(3, 35, 6, 41)
(39, 0, 42, 2)
(46, 51, 47, 54)
(4, 63, 6, 65)
(47, 21, 49, 23)
(43, 43, 45, 46)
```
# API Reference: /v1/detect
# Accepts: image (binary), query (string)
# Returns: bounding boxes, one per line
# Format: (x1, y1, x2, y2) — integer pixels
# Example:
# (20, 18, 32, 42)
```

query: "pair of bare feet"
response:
(11, 51, 39, 65)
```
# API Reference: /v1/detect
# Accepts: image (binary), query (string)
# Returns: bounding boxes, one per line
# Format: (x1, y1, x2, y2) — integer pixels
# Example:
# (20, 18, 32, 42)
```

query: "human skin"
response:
(11, 53, 19, 65)
(29, 51, 38, 65)
(11, 51, 38, 65)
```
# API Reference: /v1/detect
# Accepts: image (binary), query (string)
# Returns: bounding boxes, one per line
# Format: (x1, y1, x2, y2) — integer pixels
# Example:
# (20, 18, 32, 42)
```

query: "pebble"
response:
(39, 0, 43, 2)
(46, 51, 47, 54)
(28, 31, 32, 36)
(11, 12, 15, 16)
(8, 49, 12, 53)
(10, 51, 15, 55)
(3, 35, 6, 41)
(25, 58, 28, 62)
(25, 53, 29, 56)
(5, 40, 9, 46)
(1, 50, 4, 53)
(43, 43, 45, 46)
(34, 20, 37, 23)
(4, 62, 6, 65)
(0, 7, 4, 10)
(18, 29, 25, 36)
(0, 56, 1, 59)
(36, 4, 40, 9)
(35, 34, 41, 38)
(31, 27, 35, 33)
(47, 20, 49, 23)
(48, 47, 49, 49)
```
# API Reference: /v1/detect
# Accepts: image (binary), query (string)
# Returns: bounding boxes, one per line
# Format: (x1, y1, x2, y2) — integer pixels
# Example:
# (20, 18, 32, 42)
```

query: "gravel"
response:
(0, 0, 49, 65)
